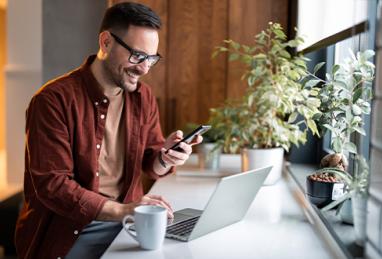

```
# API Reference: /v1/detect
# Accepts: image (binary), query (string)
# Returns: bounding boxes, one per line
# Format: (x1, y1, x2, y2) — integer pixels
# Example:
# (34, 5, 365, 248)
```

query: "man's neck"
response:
(90, 56, 122, 96)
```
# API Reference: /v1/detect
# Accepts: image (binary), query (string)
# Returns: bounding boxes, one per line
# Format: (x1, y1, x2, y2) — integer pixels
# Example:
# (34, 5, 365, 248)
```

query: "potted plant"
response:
(304, 49, 375, 246)
(307, 49, 375, 169)
(211, 22, 321, 184)
(314, 155, 369, 246)
(184, 122, 224, 170)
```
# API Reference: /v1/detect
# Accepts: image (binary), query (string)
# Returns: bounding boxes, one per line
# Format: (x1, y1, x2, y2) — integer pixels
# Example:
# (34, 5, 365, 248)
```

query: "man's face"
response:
(103, 25, 159, 92)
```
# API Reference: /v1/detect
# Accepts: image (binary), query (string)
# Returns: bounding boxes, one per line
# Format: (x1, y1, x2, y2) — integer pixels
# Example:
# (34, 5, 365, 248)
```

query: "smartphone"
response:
(165, 125, 211, 154)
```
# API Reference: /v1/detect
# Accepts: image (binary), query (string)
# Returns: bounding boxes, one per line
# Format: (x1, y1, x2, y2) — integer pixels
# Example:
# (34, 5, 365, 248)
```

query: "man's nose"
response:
(137, 59, 151, 74)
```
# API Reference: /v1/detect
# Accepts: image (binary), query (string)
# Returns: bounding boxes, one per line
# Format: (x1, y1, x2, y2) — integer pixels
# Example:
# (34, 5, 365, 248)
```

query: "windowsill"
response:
(287, 163, 363, 259)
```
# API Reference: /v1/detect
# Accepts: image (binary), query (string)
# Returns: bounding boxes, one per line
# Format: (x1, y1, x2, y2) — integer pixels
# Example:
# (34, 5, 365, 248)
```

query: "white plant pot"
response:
(197, 143, 221, 170)
(351, 193, 367, 246)
(241, 147, 284, 185)
(340, 198, 353, 224)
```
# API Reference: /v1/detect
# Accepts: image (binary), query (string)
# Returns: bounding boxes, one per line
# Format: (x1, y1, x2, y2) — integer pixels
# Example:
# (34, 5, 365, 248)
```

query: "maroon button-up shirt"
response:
(15, 56, 172, 258)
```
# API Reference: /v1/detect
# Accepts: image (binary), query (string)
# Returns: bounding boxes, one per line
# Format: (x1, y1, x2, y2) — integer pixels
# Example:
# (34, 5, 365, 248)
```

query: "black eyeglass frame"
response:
(109, 32, 162, 66)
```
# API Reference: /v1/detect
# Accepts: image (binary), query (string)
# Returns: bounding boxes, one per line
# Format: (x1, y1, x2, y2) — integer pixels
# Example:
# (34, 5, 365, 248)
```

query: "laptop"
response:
(130, 166, 272, 242)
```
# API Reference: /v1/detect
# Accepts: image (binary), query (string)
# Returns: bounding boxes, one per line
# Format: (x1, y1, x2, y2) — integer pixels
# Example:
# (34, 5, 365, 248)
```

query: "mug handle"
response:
(122, 215, 139, 243)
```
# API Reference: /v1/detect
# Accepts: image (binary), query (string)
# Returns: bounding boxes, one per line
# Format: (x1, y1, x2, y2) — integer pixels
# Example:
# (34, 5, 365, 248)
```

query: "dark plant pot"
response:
(306, 176, 338, 208)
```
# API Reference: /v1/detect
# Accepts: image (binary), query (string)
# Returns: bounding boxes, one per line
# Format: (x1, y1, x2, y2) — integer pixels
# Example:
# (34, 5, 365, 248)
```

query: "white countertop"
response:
(101, 155, 334, 259)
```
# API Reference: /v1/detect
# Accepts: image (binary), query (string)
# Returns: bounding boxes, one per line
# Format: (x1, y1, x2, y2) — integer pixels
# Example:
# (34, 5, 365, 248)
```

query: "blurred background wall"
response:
(3, 0, 107, 186)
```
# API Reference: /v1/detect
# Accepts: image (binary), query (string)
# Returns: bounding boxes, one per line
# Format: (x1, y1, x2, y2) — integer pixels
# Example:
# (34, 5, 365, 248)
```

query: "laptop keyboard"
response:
(166, 216, 200, 237)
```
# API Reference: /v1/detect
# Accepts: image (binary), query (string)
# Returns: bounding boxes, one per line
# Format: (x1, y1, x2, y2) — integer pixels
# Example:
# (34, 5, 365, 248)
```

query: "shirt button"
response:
(96, 172, 99, 177)
(96, 144, 101, 149)
(57, 257, 61, 259)
(95, 101, 99, 106)
(103, 99, 108, 103)
(74, 230, 79, 235)
(100, 114, 105, 119)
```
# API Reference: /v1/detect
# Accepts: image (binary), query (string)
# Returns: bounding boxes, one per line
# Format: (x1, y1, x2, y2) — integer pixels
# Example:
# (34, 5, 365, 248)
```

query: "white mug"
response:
(123, 205, 167, 250)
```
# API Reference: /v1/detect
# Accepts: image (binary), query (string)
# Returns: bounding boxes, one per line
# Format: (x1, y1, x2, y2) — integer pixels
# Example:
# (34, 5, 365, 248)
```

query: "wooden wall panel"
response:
(167, 0, 200, 132)
(227, 0, 290, 99)
(167, 0, 228, 133)
(196, 0, 228, 125)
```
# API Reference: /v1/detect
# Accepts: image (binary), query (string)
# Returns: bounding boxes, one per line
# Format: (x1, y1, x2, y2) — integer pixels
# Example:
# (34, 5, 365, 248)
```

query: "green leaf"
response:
(294, 59, 307, 68)
(211, 50, 220, 59)
(307, 119, 319, 135)
(323, 124, 336, 133)
(288, 112, 298, 123)
(305, 79, 321, 88)
(344, 142, 357, 154)
(313, 62, 326, 74)
(333, 80, 348, 90)
(242, 45, 251, 53)
(274, 29, 286, 39)
(352, 104, 362, 115)
(229, 53, 240, 61)
(352, 88, 363, 103)
(354, 126, 366, 135)
(253, 53, 267, 59)
(247, 94, 254, 106)
(280, 50, 291, 59)
(332, 64, 340, 75)
(332, 137, 343, 153)
(289, 70, 300, 80)
(363, 49, 375, 60)
(231, 41, 240, 50)
(364, 87, 373, 100)
(351, 116, 362, 125)
(360, 103, 371, 114)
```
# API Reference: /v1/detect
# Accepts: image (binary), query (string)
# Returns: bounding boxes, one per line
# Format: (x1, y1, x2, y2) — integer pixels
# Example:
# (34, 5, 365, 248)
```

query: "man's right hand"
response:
(96, 194, 174, 221)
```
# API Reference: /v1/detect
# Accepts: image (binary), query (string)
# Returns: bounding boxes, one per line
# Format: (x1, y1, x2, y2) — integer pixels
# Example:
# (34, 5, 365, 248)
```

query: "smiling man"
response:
(14, 2, 201, 259)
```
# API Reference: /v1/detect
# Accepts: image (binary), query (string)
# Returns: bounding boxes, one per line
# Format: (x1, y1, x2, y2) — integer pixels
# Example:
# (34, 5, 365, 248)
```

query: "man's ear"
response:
(99, 31, 112, 54)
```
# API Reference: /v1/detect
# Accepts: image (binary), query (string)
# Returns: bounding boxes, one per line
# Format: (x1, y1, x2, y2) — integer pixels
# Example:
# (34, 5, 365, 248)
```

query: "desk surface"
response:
(102, 155, 334, 259)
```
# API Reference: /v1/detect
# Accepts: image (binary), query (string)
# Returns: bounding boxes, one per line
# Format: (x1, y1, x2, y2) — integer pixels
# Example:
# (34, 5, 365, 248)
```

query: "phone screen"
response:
(165, 125, 211, 153)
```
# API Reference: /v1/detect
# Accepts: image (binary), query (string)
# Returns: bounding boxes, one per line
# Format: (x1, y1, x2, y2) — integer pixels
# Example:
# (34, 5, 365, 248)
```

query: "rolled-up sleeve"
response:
(26, 92, 107, 225)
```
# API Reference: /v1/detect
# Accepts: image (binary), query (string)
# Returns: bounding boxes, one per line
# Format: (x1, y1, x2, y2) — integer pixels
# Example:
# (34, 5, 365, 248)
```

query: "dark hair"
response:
(99, 2, 161, 33)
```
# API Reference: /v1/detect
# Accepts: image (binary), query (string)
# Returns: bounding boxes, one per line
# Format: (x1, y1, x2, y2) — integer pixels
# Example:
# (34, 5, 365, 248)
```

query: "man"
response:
(15, 2, 202, 258)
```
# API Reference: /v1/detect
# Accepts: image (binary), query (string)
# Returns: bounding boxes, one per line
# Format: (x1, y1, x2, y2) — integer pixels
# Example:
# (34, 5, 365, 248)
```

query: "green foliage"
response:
(320, 155, 370, 212)
(305, 49, 375, 155)
(211, 22, 321, 153)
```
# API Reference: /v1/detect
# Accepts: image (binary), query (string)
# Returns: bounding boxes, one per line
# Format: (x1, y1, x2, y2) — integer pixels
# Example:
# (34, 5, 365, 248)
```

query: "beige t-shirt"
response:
(98, 88, 126, 200)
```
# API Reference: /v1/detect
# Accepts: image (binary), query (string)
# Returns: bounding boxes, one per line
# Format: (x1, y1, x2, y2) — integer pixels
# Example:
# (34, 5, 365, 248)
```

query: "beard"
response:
(102, 51, 142, 92)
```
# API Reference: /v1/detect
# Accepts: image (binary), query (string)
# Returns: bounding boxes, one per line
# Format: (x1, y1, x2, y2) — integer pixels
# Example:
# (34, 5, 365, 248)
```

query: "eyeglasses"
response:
(110, 32, 161, 67)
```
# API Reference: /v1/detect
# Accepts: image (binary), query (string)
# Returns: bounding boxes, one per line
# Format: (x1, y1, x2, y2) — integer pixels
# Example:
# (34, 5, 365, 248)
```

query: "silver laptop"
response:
(138, 166, 272, 242)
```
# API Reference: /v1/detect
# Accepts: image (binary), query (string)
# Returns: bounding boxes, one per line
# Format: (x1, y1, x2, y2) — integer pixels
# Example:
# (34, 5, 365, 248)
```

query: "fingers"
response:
(140, 194, 174, 218)
(171, 130, 183, 142)
(161, 147, 190, 166)
(164, 130, 184, 150)
(175, 130, 183, 139)
(190, 135, 203, 146)
(146, 194, 173, 211)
